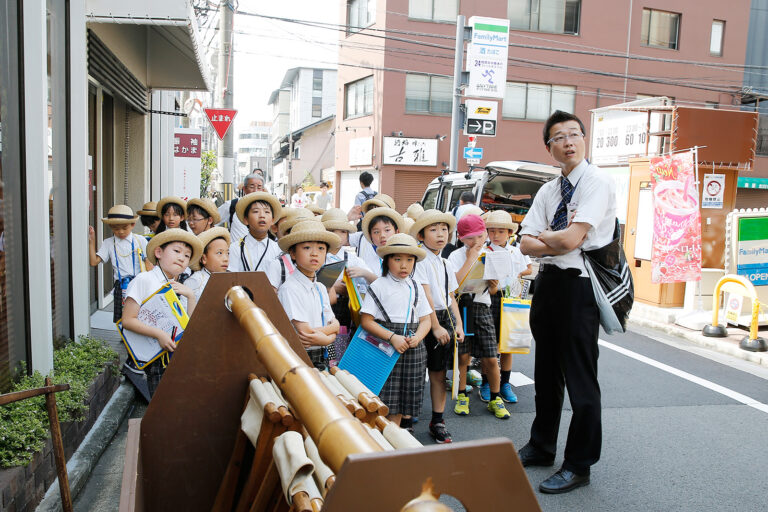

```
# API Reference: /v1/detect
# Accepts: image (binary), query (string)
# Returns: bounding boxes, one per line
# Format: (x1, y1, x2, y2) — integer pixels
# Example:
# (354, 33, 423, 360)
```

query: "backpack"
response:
(228, 198, 239, 226)
(361, 190, 377, 202)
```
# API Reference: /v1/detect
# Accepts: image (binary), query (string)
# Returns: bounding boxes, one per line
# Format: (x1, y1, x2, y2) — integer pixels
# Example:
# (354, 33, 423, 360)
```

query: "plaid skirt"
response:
(490, 291, 502, 336)
(465, 303, 498, 359)
(425, 309, 460, 372)
(378, 320, 426, 417)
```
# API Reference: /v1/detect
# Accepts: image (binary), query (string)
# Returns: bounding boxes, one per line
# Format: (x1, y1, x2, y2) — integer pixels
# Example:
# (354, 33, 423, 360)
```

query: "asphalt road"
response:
(412, 326, 768, 511)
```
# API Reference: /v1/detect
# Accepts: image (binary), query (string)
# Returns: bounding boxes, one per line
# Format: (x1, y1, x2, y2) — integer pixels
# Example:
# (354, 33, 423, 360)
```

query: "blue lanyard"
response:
(113, 236, 136, 281)
(315, 283, 325, 326)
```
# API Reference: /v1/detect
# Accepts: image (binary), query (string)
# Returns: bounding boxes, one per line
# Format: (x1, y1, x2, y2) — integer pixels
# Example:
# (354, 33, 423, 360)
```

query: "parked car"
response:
(420, 160, 561, 282)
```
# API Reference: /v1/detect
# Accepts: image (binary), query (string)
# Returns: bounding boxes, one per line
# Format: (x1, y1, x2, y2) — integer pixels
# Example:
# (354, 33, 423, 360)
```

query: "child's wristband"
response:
(387, 332, 395, 343)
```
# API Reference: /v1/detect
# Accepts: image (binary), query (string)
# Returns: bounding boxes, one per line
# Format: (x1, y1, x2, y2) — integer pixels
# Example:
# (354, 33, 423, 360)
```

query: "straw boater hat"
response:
(376, 233, 426, 262)
(278, 220, 341, 254)
(402, 217, 415, 235)
(484, 210, 519, 232)
(408, 209, 456, 238)
(274, 207, 299, 224)
(405, 203, 424, 220)
(101, 205, 138, 225)
(278, 208, 314, 237)
(305, 205, 325, 216)
(156, 196, 187, 217)
(235, 192, 282, 225)
(146, 228, 203, 266)
(192, 227, 230, 270)
(361, 207, 405, 243)
(187, 198, 222, 224)
(136, 202, 159, 217)
(362, 193, 395, 212)
(321, 208, 356, 233)
(461, 205, 484, 218)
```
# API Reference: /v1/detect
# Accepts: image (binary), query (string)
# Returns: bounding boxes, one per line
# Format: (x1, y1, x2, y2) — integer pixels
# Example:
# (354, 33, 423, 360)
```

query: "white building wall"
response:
(322, 69, 337, 119)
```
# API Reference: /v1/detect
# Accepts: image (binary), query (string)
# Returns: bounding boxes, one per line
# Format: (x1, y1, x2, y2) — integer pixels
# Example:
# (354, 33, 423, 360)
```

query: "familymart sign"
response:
(466, 17, 510, 99)
(736, 217, 768, 286)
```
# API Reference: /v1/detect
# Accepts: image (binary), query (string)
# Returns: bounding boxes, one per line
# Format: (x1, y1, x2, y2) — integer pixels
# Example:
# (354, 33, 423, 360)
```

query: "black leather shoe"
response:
(517, 443, 555, 467)
(539, 468, 590, 494)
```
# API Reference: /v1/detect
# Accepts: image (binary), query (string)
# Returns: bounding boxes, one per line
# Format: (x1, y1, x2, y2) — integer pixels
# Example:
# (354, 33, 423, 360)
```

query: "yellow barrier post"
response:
(702, 275, 766, 351)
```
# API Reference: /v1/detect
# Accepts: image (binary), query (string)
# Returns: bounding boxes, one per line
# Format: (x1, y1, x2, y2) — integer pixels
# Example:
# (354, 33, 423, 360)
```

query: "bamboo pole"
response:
(226, 286, 382, 472)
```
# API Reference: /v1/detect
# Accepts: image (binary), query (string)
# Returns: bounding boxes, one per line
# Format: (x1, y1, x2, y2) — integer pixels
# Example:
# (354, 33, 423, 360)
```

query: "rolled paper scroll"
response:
(272, 431, 315, 505)
(303, 436, 335, 496)
(375, 416, 422, 449)
(363, 423, 394, 451)
(241, 378, 281, 445)
(330, 367, 388, 415)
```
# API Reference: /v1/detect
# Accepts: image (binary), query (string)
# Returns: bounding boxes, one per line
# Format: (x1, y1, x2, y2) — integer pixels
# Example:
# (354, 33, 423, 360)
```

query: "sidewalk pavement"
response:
(628, 302, 768, 368)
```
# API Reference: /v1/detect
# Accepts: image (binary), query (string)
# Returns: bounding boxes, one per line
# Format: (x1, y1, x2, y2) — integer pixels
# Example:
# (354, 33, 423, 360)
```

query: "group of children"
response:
(90, 188, 532, 444)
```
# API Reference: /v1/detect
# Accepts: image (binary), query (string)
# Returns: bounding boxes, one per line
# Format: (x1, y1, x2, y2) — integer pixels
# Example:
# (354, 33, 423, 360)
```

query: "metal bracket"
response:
(148, 109, 187, 117)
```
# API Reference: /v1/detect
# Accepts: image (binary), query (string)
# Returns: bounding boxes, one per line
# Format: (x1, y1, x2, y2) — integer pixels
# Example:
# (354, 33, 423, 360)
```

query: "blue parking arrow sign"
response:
(463, 147, 483, 160)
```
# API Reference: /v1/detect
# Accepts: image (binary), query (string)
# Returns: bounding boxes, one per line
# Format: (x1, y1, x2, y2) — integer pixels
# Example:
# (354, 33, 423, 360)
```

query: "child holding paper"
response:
(360, 234, 432, 428)
(481, 210, 533, 404)
(88, 205, 150, 322)
(186, 227, 230, 301)
(409, 209, 465, 443)
(277, 220, 341, 369)
(448, 214, 510, 420)
(121, 228, 203, 396)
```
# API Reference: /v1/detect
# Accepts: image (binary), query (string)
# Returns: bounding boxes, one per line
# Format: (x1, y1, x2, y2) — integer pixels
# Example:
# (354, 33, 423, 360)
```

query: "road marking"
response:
(599, 339, 768, 415)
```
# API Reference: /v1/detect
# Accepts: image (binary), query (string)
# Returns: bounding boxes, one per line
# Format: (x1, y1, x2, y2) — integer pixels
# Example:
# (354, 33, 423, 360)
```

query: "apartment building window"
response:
(502, 82, 575, 120)
(710, 20, 724, 56)
(312, 96, 322, 118)
(405, 74, 452, 114)
(345, 76, 374, 118)
(409, 0, 458, 22)
(508, 0, 581, 35)
(641, 9, 680, 50)
(348, 0, 375, 34)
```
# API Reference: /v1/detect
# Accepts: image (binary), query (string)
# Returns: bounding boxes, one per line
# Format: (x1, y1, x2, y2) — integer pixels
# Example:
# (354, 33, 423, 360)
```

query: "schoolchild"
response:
(409, 209, 465, 443)
(447, 214, 510, 420)
(265, 209, 315, 289)
(136, 202, 160, 239)
(155, 196, 188, 234)
(349, 206, 404, 277)
(121, 228, 202, 396)
(227, 192, 282, 272)
(404, 203, 424, 220)
(185, 227, 230, 301)
(321, 208, 375, 328)
(186, 198, 221, 235)
(349, 193, 396, 250)
(480, 210, 533, 404)
(360, 234, 432, 428)
(277, 220, 341, 369)
(88, 205, 150, 322)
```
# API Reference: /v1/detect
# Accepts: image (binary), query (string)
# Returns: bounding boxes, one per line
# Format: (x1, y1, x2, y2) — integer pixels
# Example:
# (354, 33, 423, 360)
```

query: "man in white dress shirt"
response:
(217, 173, 265, 242)
(517, 111, 616, 494)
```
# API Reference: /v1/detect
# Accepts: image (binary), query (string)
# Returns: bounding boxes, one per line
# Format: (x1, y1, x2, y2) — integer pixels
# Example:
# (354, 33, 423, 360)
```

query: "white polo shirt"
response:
(264, 253, 294, 288)
(96, 234, 148, 281)
(125, 266, 187, 311)
(227, 234, 281, 272)
(413, 247, 457, 311)
(325, 248, 371, 281)
(448, 245, 491, 305)
(520, 160, 616, 276)
(185, 269, 211, 301)
(349, 232, 383, 277)
(361, 274, 432, 324)
(217, 199, 249, 243)
(278, 269, 334, 329)
(488, 242, 531, 281)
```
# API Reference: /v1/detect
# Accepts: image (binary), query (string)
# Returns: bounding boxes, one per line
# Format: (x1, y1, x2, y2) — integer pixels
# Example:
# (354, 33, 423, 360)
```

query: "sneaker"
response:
(428, 420, 452, 444)
(500, 382, 518, 403)
(478, 382, 490, 402)
(487, 397, 510, 419)
(445, 379, 472, 395)
(467, 369, 482, 387)
(454, 393, 470, 416)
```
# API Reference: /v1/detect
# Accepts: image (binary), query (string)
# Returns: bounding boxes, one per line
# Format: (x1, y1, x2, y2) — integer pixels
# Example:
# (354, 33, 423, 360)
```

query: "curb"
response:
(36, 380, 135, 512)
(628, 317, 768, 368)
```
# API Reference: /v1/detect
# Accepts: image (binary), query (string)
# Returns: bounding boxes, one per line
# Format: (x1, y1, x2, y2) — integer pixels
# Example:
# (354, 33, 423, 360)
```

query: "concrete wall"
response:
(289, 117, 335, 188)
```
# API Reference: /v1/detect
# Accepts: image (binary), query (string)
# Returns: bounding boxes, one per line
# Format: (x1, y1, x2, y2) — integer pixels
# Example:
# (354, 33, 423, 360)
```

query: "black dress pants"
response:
(529, 269, 601, 474)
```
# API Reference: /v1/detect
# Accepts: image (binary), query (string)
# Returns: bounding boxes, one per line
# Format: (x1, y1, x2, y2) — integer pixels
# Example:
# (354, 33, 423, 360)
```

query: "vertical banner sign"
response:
(702, 173, 725, 208)
(173, 128, 202, 200)
(466, 17, 510, 99)
(649, 151, 702, 283)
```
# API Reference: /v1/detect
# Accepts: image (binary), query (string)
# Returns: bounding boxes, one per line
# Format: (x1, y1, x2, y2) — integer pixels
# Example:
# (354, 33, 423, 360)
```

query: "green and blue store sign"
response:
(737, 216, 768, 286)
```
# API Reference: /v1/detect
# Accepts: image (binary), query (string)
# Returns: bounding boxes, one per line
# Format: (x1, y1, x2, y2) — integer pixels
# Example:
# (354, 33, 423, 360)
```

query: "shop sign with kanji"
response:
(382, 137, 438, 166)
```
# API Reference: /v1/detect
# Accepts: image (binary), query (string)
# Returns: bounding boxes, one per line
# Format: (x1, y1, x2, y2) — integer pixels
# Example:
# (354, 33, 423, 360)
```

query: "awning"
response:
(86, 0, 211, 91)
(738, 177, 768, 190)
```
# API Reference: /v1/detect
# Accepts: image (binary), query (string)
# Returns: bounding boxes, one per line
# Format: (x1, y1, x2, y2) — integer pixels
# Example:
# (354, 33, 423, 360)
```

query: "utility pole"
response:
(217, 1, 235, 200)
(448, 15, 467, 175)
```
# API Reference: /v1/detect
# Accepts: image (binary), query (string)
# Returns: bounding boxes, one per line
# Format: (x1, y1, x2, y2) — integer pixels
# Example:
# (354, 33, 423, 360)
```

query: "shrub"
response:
(0, 336, 118, 467)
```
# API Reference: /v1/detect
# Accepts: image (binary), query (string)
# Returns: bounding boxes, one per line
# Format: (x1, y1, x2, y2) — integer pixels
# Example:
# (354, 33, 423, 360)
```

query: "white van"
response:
(420, 161, 560, 224)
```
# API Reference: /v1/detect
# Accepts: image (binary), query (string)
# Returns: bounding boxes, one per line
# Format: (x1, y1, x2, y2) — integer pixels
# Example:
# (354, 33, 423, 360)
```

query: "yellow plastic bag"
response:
(499, 297, 532, 354)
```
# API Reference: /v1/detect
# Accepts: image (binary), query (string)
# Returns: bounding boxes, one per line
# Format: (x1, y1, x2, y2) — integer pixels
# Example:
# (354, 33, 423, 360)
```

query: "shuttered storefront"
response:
(392, 170, 441, 213)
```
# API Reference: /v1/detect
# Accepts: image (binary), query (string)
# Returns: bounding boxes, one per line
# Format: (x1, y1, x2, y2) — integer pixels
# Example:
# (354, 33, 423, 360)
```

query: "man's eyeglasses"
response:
(548, 132, 584, 146)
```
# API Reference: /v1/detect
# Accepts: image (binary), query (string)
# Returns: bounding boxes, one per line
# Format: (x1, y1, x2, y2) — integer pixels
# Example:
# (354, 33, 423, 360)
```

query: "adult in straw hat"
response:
(186, 227, 231, 301)
(408, 209, 456, 239)
(186, 198, 222, 235)
(155, 196, 188, 233)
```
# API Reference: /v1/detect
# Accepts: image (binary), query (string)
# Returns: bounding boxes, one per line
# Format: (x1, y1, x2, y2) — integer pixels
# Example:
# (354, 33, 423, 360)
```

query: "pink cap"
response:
(457, 214, 486, 239)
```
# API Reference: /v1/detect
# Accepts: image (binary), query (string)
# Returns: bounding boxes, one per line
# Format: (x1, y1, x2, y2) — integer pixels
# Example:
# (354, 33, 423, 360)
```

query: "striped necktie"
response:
(550, 176, 575, 231)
